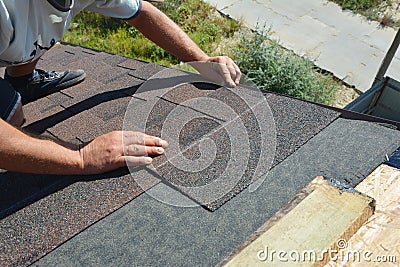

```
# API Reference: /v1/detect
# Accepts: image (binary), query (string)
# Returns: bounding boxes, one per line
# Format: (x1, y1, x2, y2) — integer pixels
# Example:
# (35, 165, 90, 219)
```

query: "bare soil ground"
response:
(379, 1, 400, 27)
(331, 85, 361, 108)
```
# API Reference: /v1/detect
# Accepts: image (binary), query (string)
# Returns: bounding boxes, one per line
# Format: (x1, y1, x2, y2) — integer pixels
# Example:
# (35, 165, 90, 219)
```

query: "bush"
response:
(233, 27, 339, 105)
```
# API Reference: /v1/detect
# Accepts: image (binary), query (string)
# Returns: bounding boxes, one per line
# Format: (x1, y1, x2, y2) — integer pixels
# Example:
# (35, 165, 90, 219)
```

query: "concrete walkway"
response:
(205, 0, 400, 92)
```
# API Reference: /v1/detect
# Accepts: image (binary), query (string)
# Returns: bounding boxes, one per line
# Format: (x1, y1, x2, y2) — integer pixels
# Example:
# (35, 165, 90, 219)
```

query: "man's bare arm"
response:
(0, 119, 167, 175)
(127, 1, 241, 86)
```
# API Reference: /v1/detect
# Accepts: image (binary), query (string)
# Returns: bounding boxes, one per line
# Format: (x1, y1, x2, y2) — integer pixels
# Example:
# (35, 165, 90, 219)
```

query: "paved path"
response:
(205, 0, 400, 92)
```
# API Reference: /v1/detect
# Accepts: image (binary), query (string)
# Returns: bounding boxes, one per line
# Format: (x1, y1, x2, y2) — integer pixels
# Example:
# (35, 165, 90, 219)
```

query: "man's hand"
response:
(207, 56, 242, 87)
(128, 2, 242, 87)
(190, 56, 242, 88)
(0, 117, 168, 175)
(79, 131, 168, 175)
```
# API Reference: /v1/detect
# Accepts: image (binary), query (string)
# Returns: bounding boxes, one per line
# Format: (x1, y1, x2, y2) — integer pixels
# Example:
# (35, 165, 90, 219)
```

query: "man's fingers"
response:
(226, 63, 238, 84)
(233, 63, 242, 84)
(125, 144, 164, 156)
(215, 63, 236, 88)
(226, 59, 242, 85)
(141, 135, 168, 147)
(209, 56, 241, 87)
(124, 156, 154, 166)
(123, 131, 168, 147)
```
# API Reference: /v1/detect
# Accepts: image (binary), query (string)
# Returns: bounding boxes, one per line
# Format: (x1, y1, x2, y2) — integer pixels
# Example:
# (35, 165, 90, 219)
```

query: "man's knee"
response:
(9, 102, 24, 127)
(0, 78, 25, 127)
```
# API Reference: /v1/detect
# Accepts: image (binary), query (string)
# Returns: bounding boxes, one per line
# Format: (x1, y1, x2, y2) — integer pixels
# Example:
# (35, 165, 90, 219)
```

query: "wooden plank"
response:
(325, 164, 400, 266)
(222, 176, 375, 267)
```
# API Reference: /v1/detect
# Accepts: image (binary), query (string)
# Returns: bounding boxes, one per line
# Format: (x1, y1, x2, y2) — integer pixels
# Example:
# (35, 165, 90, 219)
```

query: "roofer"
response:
(0, 0, 241, 175)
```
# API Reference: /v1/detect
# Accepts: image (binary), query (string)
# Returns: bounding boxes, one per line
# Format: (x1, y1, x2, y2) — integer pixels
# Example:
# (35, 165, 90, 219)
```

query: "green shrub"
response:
(63, 0, 240, 66)
(233, 27, 339, 105)
(331, 0, 383, 11)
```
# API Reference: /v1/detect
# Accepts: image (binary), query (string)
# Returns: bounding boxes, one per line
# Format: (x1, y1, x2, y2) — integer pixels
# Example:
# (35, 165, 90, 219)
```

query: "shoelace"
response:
(31, 69, 62, 82)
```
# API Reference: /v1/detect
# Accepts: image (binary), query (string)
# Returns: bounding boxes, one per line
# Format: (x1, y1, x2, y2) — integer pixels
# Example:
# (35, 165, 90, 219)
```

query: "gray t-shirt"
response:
(0, 0, 141, 66)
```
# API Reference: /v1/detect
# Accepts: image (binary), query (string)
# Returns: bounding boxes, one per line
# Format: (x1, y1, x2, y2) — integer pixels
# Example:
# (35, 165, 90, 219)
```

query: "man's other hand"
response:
(78, 131, 168, 174)
(190, 56, 242, 88)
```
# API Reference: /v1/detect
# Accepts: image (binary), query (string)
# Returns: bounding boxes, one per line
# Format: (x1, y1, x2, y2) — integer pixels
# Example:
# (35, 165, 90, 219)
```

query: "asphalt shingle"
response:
(2, 43, 396, 266)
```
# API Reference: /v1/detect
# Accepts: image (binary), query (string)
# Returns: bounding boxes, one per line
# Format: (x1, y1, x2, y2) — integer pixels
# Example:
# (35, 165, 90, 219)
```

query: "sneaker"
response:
(5, 69, 86, 104)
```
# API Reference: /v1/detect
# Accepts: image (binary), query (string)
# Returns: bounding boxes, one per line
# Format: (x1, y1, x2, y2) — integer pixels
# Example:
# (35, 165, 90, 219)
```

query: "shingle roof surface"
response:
(37, 118, 400, 267)
(0, 44, 398, 266)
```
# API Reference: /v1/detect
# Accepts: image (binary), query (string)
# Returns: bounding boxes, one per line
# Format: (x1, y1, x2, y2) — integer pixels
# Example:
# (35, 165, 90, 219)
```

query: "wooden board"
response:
(325, 164, 400, 266)
(222, 176, 375, 267)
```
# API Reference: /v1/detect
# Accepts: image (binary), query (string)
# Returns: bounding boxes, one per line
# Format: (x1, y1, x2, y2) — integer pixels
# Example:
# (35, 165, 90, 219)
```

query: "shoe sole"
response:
(55, 72, 87, 91)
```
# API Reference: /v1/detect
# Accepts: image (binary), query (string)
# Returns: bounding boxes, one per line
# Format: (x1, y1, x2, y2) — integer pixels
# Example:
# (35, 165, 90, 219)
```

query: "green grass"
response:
(63, 0, 240, 66)
(63, 1, 342, 105)
(332, 0, 383, 11)
(233, 27, 340, 105)
(330, 0, 397, 26)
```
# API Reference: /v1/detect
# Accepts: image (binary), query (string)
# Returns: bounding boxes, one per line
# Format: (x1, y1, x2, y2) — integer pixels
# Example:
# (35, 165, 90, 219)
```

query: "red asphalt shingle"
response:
(0, 43, 342, 266)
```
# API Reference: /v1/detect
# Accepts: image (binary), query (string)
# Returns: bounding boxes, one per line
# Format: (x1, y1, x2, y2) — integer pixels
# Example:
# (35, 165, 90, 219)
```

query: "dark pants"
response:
(0, 78, 21, 121)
